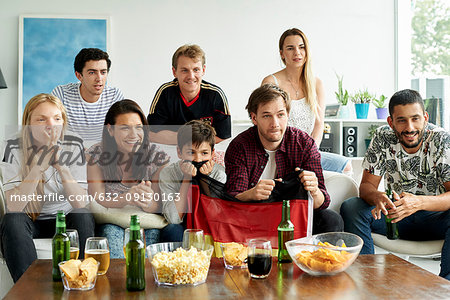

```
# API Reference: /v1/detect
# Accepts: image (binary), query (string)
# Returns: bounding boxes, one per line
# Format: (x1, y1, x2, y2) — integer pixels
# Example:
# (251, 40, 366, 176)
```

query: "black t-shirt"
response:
(147, 79, 231, 139)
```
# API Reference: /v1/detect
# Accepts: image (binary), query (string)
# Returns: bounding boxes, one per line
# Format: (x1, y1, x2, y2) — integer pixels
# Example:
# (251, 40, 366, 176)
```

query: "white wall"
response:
(0, 0, 395, 141)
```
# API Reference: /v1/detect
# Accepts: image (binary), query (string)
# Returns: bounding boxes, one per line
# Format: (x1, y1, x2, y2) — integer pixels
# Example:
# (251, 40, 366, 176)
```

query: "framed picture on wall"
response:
(18, 15, 110, 121)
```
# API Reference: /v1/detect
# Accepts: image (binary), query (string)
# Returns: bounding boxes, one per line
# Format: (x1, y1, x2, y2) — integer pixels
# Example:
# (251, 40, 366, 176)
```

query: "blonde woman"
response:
(262, 28, 351, 174)
(0, 93, 94, 282)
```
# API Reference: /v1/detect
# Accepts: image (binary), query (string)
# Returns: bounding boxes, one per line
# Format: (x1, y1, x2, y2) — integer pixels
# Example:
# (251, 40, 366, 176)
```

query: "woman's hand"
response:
(127, 180, 156, 212)
(33, 126, 63, 172)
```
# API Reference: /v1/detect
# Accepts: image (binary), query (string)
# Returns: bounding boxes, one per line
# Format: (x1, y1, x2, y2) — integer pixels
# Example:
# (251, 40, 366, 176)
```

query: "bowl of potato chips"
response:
(59, 257, 100, 290)
(147, 242, 214, 286)
(220, 242, 248, 269)
(286, 232, 363, 276)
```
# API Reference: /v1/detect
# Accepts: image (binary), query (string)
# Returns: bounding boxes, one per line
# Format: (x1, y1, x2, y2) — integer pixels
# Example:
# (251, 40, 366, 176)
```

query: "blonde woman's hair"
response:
(20, 93, 67, 220)
(279, 28, 318, 117)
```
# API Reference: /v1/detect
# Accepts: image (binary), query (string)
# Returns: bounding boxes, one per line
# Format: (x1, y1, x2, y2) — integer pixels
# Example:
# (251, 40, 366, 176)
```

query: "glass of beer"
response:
(85, 237, 110, 275)
(123, 228, 145, 258)
(67, 229, 79, 260)
(247, 239, 272, 279)
(182, 229, 204, 250)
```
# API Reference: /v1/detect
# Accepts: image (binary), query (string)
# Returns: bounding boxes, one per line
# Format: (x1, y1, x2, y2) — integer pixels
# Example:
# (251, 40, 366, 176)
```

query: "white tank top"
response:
(270, 74, 315, 134)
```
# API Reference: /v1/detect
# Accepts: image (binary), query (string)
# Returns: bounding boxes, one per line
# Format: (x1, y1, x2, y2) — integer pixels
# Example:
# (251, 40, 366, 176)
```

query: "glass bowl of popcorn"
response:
(220, 242, 248, 269)
(147, 242, 214, 286)
(58, 258, 100, 291)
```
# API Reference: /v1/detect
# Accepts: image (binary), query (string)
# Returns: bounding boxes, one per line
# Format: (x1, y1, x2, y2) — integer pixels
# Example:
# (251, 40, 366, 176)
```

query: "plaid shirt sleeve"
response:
(224, 138, 250, 196)
(282, 128, 330, 210)
(303, 138, 330, 210)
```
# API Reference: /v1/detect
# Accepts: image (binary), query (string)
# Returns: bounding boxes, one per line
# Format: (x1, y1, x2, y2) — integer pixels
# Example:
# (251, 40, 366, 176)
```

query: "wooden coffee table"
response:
(4, 254, 450, 299)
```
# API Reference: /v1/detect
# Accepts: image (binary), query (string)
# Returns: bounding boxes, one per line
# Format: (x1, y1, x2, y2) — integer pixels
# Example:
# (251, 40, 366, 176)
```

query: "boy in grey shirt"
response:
(160, 120, 226, 224)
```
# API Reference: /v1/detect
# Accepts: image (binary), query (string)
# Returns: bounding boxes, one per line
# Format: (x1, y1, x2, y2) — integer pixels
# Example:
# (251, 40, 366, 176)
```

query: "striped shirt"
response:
(147, 79, 231, 139)
(51, 83, 124, 145)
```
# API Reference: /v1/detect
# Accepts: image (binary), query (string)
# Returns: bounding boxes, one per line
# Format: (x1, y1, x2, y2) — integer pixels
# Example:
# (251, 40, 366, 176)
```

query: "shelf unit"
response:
(232, 119, 387, 159)
(323, 118, 387, 158)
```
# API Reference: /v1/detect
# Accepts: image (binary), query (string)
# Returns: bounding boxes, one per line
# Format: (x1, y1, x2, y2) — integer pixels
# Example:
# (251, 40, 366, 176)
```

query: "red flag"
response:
(186, 185, 310, 248)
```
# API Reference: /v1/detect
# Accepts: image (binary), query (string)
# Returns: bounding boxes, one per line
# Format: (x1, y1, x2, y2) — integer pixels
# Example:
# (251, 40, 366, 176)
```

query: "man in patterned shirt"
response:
(52, 48, 124, 146)
(225, 84, 343, 234)
(340, 89, 450, 280)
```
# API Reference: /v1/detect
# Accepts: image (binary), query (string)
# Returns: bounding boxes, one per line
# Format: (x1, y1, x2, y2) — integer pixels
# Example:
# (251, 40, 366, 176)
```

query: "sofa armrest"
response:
(323, 170, 359, 213)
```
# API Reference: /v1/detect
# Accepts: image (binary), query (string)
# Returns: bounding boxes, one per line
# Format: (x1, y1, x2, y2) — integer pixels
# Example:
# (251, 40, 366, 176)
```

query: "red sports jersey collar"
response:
(180, 90, 200, 107)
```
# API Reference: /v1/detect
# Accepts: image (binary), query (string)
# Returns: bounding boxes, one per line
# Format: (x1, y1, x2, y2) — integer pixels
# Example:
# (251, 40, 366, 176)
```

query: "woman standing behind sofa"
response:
(262, 28, 352, 174)
(87, 99, 184, 258)
(0, 93, 94, 282)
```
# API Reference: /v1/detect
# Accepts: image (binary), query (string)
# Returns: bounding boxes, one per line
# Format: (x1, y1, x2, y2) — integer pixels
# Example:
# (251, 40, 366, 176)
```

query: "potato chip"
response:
(60, 258, 99, 289)
(295, 241, 352, 273)
(60, 259, 81, 281)
(222, 243, 247, 267)
(80, 257, 98, 284)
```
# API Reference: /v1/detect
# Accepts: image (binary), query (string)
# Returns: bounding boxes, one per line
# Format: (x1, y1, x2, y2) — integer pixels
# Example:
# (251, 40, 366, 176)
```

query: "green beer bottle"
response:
(126, 215, 146, 291)
(52, 210, 70, 281)
(385, 188, 399, 240)
(278, 200, 294, 263)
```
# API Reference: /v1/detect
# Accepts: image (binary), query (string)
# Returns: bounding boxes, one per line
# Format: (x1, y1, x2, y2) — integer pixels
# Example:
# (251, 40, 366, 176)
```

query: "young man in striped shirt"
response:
(52, 48, 124, 146)
(147, 44, 231, 145)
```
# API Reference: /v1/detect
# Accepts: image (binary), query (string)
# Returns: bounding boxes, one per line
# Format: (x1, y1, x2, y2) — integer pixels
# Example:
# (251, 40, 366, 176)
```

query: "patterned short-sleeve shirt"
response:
(362, 124, 450, 195)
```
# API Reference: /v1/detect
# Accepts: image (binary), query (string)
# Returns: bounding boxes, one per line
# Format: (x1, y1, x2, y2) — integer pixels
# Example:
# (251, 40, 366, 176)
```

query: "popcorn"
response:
(151, 247, 211, 284)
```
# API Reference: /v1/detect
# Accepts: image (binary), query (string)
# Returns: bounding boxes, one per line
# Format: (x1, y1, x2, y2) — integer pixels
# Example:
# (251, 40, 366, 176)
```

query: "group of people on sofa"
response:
(0, 28, 449, 283)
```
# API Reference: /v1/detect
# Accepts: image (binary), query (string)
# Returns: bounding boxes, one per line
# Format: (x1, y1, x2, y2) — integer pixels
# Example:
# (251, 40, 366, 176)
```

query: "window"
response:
(397, 0, 449, 130)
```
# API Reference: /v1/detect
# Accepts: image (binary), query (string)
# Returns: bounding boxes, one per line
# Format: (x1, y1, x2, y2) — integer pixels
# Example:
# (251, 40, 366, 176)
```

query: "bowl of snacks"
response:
(286, 232, 363, 276)
(147, 242, 214, 286)
(220, 242, 247, 269)
(59, 257, 100, 290)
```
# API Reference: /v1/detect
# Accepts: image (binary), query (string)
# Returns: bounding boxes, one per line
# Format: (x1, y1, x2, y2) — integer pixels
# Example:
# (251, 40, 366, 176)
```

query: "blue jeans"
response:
(340, 197, 450, 280)
(320, 151, 349, 173)
(97, 223, 184, 258)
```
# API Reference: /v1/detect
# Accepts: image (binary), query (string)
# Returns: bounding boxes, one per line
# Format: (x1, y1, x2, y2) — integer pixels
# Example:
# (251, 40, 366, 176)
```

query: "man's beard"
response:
(393, 125, 426, 149)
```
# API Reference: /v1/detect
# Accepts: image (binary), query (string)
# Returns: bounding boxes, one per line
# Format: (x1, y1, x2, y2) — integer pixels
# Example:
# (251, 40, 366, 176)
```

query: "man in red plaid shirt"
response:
(225, 84, 343, 233)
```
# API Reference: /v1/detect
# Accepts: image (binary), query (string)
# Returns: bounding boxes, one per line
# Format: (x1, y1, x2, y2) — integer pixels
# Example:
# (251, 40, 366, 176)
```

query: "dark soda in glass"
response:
(248, 254, 272, 278)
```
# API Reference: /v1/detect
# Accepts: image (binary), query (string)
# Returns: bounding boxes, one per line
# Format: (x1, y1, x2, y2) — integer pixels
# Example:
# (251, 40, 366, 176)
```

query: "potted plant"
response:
(351, 89, 374, 119)
(365, 124, 380, 150)
(335, 73, 350, 119)
(373, 94, 388, 119)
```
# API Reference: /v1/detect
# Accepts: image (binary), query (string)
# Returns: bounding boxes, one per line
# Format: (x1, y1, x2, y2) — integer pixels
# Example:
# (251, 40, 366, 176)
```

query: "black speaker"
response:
(319, 133, 333, 153)
(343, 127, 357, 157)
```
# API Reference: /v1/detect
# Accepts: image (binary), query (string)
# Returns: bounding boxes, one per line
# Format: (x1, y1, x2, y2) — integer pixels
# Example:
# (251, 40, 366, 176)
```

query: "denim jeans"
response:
(97, 223, 184, 258)
(0, 209, 95, 282)
(340, 197, 450, 280)
(320, 151, 350, 173)
(313, 209, 344, 234)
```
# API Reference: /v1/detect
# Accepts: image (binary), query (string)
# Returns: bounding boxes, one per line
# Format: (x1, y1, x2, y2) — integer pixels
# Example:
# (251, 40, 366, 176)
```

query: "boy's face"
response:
(177, 141, 214, 162)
